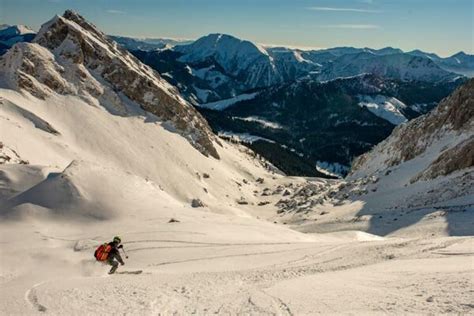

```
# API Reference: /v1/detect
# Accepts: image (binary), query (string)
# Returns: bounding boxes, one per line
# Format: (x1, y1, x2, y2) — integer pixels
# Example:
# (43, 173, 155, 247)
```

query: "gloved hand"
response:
(118, 244, 123, 249)
(121, 262, 125, 266)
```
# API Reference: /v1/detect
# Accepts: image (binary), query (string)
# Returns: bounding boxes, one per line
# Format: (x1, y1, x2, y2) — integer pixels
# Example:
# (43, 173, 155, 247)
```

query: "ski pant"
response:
(107, 253, 121, 273)
(108, 257, 119, 268)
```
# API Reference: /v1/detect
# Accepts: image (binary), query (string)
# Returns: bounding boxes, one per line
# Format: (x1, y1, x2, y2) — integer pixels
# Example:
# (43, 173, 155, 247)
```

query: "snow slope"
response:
(1, 85, 472, 315)
(0, 11, 473, 316)
(351, 79, 474, 179)
(266, 79, 473, 239)
(358, 94, 408, 125)
(198, 92, 258, 110)
(18, 10, 219, 159)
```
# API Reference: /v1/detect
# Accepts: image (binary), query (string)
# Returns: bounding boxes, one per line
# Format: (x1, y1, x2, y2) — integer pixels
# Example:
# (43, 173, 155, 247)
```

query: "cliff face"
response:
(0, 10, 219, 159)
(351, 79, 474, 182)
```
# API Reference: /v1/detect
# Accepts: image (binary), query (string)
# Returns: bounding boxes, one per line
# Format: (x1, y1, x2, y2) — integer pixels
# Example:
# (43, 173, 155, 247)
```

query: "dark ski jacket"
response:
(107, 241, 124, 264)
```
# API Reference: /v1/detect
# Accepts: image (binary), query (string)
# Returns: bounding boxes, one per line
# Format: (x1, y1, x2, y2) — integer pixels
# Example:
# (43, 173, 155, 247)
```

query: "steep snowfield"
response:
(1, 11, 473, 315)
(0, 89, 275, 216)
(23, 10, 219, 159)
(358, 94, 408, 125)
(1, 82, 473, 315)
(0, 84, 322, 314)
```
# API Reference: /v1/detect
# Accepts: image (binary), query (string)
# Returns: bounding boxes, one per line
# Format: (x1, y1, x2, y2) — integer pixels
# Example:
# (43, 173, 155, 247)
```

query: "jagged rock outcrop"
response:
(351, 79, 474, 181)
(0, 10, 219, 159)
(411, 137, 473, 182)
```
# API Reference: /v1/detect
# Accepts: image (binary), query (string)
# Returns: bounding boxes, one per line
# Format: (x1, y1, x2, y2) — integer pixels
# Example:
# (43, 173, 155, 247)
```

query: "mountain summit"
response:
(174, 33, 285, 88)
(1, 10, 220, 158)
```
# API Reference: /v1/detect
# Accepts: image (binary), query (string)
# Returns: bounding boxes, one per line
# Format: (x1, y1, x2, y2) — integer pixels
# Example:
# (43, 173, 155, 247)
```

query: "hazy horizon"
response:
(1, 0, 473, 57)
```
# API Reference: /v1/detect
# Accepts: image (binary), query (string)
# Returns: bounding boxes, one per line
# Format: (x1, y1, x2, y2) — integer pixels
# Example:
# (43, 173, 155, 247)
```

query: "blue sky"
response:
(1, 0, 472, 56)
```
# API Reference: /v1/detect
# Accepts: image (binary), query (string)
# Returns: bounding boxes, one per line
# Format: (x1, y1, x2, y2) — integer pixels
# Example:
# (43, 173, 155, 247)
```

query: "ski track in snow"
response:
(25, 282, 48, 313)
(13, 233, 473, 315)
(150, 245, 319, 267)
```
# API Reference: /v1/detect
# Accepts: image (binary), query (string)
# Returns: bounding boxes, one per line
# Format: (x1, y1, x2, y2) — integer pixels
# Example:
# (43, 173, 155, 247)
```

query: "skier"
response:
(94, 236, 125, 274)
(106, 236, 125, 274)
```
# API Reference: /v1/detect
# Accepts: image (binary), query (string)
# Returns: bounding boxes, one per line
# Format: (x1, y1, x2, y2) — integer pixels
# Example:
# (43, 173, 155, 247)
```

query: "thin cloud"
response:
(321, 24, 381, 29)
(106, 9, 125, 14)
(308, 6, 382, 13)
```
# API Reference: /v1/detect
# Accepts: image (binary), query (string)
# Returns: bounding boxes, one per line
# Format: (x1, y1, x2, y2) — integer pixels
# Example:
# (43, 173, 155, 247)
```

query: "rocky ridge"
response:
(351, 79, 474, 181)
(0, 10, 220, 158)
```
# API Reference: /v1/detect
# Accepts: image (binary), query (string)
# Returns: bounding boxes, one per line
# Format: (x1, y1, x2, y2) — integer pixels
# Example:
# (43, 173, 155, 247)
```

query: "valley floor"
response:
(1, 211, 473, 315)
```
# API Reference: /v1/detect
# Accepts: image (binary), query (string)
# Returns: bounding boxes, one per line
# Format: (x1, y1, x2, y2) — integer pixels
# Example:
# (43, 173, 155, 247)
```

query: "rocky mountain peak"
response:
(2, 10, 220, 159)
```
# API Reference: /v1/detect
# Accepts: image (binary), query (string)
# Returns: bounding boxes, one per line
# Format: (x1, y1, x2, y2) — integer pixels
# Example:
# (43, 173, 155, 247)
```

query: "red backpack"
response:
(94, 243, 112, 261)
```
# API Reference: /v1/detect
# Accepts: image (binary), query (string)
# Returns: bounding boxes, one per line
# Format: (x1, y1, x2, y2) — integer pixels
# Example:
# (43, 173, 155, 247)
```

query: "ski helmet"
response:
(113, 236, 121, 243)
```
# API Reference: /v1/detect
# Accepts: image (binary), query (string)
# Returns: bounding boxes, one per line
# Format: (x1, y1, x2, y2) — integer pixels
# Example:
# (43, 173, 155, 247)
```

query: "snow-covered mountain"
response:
(407, 50, 474, 78)
(137, 33, 321, 102)
(266, 79, 473, 236)
(128, 34, 468, 105)
(174, 33, 282, 88)
(116, 32, 468, 177)
(319, 52, 459, 82)
(439, 52, 474, 78)
(109, 35, 193, 51)
(1, 10, 219, 159)
(351, 78, 473, 179)
(317, 46, 404, 57)
(0, 24, 35, 55)
(0, 9, 296, 224)
(0, 24, 34, 39)
(349, 78, 473, 211)
(197, 74, 465, 176)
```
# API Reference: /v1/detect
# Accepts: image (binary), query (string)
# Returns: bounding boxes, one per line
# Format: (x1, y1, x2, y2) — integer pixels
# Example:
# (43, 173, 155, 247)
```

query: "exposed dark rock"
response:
(191, 198, 205, 208)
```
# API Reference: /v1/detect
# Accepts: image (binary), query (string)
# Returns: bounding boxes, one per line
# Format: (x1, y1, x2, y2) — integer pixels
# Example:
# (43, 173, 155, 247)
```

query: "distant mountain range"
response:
(117, 33, 471, 105)
(1, 24, 471, 176)
(197, 74, 464, 176)
(107, 33, 467, 176)
(119, 33, 470, 176)
(109, 35, 193, 51)
(0, 24, 35, 55)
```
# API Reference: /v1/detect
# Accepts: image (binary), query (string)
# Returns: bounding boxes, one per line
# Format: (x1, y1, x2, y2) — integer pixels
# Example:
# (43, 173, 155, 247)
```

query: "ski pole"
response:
(121, 247, 129, 259)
